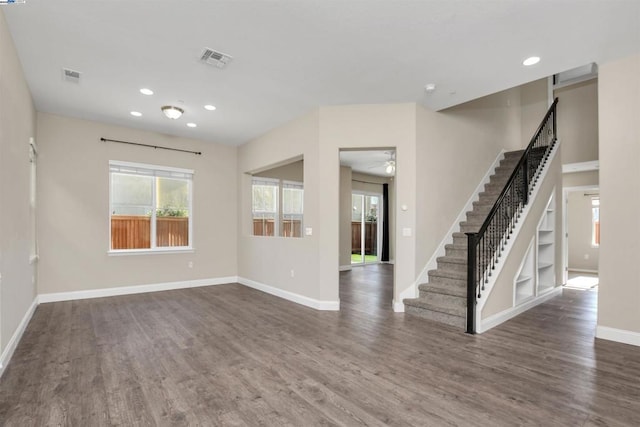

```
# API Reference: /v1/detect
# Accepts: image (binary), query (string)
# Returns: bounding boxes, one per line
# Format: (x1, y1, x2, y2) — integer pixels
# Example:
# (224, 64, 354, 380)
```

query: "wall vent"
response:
(199, 48, 232, 69)
(62, 68, 81, 83)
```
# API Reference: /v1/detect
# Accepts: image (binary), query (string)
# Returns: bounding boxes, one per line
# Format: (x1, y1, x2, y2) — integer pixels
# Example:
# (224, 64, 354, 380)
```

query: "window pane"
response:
(252, 182, 278, 236)
(156, 177, 190, 247)
(352, 194, 363, 222)
(282, 186, 303, 237)
(111, 173, 153, 216)
(592, 206, 600, 246)
(110, 173, 153, 249)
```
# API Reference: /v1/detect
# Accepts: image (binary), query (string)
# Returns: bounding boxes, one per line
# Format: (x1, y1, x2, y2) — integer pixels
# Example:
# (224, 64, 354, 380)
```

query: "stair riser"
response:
(466, 212, 488, 223)
(445, 246, 467, 258)
(418, 290, 467, 308)
(405, 305, 466, 329)
(427, 274, 466, 288)
(436, 260, 467, 273)
(459, 223, 480, 233)
(452, 234, 468, 246)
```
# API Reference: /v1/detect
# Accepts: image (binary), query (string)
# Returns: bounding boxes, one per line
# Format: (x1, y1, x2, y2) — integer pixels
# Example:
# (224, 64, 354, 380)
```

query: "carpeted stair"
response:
(403, 150, 525, 328)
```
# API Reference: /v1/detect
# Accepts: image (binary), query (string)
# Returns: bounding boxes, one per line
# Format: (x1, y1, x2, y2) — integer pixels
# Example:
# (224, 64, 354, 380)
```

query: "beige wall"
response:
(415, 86, 526, 278)
(339, 166, 353, 267)
(555, 79, 599, 164)
(521, 78, 550, 143)
(238, 110, 323, 300)
(567, 191, 599, 272)
(319, 104, 416, 304)
(0, 10, 38, 353)
(254, 159, 303, 182)
(563, 170, 599, 188)
(36, 113, 238, 294)
(598, 53, 640, 335)
(482, 147, 563, 318)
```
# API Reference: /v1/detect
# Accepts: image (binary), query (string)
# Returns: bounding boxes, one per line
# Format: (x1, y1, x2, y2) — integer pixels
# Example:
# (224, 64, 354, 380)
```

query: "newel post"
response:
(465, 232, 477, 334)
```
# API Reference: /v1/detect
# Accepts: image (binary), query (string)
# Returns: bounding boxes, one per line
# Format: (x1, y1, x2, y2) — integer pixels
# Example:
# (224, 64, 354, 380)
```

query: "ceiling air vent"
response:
(200, 48, 232, 69)
(62, 68, 81, 83)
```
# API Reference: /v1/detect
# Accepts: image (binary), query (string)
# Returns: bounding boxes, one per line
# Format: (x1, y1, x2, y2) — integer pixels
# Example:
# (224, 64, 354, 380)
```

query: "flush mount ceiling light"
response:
(186, 122, 197, 128)
(130, 111, 142, 117)
(385, 160, 396, 175)
(384, 152, 396, 175)
(161, 105, 184, 120)
(523, 56, 541, 66)
(140, 88, 154, 95)
(204, 104, 216, 111)
(424, 83, 436, 92)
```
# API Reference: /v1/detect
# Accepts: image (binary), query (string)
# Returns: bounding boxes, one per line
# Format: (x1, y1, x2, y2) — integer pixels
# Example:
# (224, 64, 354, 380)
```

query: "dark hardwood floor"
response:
(1, 265, 638, 426)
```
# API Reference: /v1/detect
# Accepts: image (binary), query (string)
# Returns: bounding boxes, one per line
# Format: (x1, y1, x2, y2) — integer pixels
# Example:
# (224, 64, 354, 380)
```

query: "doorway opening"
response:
(339, 148, 396, 310)
(563, 186, 599, 292)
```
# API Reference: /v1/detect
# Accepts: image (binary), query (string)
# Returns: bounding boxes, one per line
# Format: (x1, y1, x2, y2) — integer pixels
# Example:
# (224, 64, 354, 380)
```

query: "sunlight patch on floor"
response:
(565, 275, 599, 290)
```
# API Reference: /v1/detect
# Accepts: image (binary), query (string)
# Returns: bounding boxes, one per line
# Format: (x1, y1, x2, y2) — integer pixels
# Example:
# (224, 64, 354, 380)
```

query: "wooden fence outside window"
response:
(111, 215, 189, 249)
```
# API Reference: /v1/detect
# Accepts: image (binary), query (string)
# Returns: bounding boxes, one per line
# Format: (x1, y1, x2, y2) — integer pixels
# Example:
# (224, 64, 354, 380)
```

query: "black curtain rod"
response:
(100, 137, 202, 156)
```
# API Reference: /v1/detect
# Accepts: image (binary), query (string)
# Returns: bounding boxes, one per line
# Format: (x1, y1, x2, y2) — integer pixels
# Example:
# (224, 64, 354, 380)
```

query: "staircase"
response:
(403, 150, 525, 328)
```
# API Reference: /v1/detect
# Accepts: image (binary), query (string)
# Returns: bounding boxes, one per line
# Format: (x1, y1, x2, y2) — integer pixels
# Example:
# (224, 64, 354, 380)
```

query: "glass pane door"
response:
(351, 194, 364, 264)
(351, 193, 380, 265)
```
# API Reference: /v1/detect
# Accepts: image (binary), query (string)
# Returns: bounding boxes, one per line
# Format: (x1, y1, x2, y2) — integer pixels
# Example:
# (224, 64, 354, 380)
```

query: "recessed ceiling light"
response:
(186, 122, 197, 128)
(130, 111, 142, 117)
(139, 88, 154, 95)
(424, 83, 436, 92)
(204, 104, 216, 111)
(523, 56, 541, 66)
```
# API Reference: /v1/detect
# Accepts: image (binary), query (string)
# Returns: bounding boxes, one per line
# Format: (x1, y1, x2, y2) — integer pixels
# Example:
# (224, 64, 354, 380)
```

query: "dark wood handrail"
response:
(465, 98, 558, 334)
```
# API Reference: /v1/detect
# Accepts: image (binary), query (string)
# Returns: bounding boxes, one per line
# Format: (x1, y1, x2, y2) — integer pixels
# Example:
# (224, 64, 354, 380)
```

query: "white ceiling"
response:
(3, 1, 639, 146)
(340, 150, 395, 178)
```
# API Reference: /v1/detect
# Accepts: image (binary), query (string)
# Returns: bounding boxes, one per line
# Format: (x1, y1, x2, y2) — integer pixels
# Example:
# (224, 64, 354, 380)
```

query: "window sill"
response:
(108, 248, 194, 256)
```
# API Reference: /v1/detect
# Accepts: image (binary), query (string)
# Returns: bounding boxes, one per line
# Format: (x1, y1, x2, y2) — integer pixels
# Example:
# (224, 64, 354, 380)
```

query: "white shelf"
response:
(514, 238, 535, 306)
(537, 192, 556, 295)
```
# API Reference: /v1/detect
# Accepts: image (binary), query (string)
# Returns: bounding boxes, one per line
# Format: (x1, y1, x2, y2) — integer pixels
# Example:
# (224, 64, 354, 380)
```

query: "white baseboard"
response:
(392, 299, 405, 312)
(596, 325, 640, 347)
(238, 277, 339, 311)
(478, 287, 562, 333)
(568, 268, 599, 274)
(339, 265, 352, 272)
(0, 296, 38, 378)
(38, 276, 238, 303)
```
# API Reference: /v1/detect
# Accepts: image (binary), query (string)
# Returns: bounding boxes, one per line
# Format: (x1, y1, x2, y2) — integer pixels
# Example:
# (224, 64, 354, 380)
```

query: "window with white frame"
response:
(109, 161, 193, 252)
(252, 177, 303, 237)
(592, 197, 600, 247)
(252, 177, 278, 237)
(282, 181, 303, 237)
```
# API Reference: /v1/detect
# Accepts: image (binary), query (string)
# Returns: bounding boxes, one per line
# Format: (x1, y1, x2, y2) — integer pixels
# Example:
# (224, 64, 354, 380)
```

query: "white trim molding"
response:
(567, 268, 599, 274)
(562, 160, 599, 174)
(0, 297, 38, 378)
(238, 277, 340, 311)
(38, 276, 238, 303)
(339, 265, 352, 272)
(479, 287, 562, 333)
(596, 326, 640, 347)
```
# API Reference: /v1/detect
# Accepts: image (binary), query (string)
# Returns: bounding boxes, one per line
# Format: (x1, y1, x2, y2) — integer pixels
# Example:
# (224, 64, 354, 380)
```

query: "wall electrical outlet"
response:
(188, 261, 194, 268)
(290, 269, 295, 278)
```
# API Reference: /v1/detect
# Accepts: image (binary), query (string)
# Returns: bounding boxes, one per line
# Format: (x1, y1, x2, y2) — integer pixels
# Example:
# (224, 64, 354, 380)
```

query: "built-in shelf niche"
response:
(514, 237, 536, 305)
(537, 192, 556, 293)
